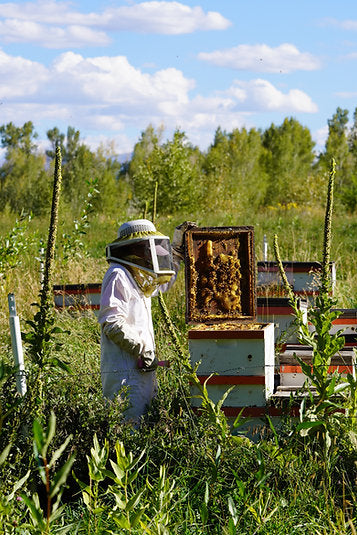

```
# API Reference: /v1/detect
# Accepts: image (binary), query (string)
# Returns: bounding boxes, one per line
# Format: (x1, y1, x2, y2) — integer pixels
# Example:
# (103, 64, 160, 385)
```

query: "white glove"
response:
(172, 221, 197, 260)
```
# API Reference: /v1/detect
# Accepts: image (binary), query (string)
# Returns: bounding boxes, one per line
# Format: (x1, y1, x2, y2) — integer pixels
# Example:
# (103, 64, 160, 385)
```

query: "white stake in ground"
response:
(263, 234, 268, 261)
(8, 293, 27, 396)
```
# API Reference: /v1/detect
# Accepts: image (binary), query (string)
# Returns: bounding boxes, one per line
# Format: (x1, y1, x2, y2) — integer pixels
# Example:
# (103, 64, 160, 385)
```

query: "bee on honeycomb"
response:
(191, 239, 242, 319)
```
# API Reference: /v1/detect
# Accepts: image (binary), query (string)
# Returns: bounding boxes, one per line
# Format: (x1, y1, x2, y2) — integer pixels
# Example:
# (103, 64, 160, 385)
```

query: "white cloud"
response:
(225, 79, 318, 113)
(99, 2, 231, 34)
(342, 52, 357, 61)
(335, 90, 357, 98)
(314, 125, 328, 147)
(82, 133, 133, 156)
(48, 52, 195, 109)
(339, 20, 357, 30)
(0, 49, 48, 97)
(0, 19, 110, 48)
(0, 1, 78, 23)
(0, 1, 231, 47)
(321, 18, 357, 31)
(198, 43, 321, 73)
(0, 49, 318, 152)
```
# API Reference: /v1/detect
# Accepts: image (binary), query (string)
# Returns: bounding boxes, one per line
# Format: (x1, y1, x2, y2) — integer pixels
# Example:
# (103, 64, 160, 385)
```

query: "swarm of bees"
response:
(189, 238, 243, 321)
(190, 322, 261, 331)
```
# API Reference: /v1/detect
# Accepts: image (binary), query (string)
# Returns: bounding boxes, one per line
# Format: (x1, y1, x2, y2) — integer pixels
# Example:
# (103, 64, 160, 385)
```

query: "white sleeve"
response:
(98, 270, 145, 358)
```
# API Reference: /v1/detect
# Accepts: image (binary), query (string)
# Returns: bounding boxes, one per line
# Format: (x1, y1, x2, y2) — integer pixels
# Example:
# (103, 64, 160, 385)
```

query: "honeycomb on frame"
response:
(184, 227, 256, 324)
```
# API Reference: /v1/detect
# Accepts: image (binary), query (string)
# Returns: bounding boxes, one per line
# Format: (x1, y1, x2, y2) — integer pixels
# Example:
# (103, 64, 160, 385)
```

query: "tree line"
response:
(0, 106, 356, 219)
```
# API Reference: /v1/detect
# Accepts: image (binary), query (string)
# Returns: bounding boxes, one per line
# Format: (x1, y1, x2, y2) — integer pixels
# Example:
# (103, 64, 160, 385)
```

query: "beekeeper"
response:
(98, 219, 193, 424)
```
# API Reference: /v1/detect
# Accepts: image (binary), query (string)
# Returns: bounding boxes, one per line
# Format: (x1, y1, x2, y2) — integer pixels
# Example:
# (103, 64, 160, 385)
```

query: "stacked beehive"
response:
(255, 261, 356, 390)
(185, 227, 275, 418)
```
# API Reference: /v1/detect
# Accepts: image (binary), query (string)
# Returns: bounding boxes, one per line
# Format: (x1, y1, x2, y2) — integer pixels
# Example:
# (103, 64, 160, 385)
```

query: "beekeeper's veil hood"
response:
(106, 219, 175, 296)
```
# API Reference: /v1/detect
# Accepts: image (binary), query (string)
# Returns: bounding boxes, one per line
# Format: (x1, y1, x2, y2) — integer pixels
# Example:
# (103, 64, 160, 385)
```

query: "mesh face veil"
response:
(105, 220, 175, 293)
(106, 236, 175, 276)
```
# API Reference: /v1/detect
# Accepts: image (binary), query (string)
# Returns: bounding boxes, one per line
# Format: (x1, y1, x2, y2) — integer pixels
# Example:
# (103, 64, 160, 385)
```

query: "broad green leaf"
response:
(50, 357, 72, 373)
(130, 507, 147, 528)
(200, 502, 208, 525)
(204, 480, 209, 505)
(297, 420, 325, 437)
(228, 496, 238, 525)
(32, 418, 45, 452)
(7, 469, 30, 501)
(126, 488, 145, 512)
(48, 434, 72, 468)
(20, 493, 45, 528)
(0, 443, 11, 466)
(109, 459, 125, 481)
(113, 515, 131, 529)
(50, 455, 76, 498)
(42, 411, 56, 459)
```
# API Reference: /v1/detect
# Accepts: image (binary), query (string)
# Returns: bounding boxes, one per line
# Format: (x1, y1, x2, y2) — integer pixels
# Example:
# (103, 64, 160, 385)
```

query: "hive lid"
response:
(184, 226, 256, 324)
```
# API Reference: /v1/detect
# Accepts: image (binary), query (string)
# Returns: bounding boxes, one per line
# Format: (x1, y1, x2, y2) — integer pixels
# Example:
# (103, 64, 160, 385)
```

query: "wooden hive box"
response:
(184, 227, 275, 415)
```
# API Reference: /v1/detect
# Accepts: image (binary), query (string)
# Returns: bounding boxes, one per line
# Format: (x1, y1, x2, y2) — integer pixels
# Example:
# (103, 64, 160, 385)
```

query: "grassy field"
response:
(0, 200, 356, 533)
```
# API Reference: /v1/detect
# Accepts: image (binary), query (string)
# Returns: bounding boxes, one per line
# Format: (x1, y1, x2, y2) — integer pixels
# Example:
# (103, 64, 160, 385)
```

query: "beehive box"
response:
(317, 309, 357, 347)
(185, 227, 275, 413)
(185, 226, 256, 324)
(53, 283, 101, 315)
(257, 297, 308, 343)
(279, 345, 356, 387)
(257, 261, 336, 299)
(188, 322, 275, 407)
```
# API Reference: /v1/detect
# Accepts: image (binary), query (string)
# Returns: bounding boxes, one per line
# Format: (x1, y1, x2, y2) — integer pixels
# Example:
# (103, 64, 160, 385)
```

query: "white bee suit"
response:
(98, 260, 179, 422)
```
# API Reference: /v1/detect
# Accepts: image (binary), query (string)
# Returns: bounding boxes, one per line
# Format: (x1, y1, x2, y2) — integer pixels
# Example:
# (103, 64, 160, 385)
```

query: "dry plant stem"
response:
(41, 146, 62, 310)
(44, 457, 51, 529)
(273, 235, 296, 304)
(143, 200, 149, 220)
(157, 290, 196, 423)
(152, 181, 158, 225)
(158, 290, 186, 362)
(321, 158, 336, 293)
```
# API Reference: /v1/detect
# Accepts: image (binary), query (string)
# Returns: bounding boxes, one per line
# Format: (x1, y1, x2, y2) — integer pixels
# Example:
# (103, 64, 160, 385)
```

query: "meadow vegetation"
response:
(0, 113, 356, 533)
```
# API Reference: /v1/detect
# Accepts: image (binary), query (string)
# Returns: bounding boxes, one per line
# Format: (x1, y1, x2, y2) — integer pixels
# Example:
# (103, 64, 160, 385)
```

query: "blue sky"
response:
(1, 0, 357, 157)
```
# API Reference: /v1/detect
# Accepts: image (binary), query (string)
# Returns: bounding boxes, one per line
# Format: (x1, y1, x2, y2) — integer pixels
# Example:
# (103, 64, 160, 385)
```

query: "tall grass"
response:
(0, 189, 356, 532)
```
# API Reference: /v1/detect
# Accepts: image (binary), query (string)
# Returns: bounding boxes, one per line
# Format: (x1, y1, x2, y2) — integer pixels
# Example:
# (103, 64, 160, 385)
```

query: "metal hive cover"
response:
(184, 226, 256, 324)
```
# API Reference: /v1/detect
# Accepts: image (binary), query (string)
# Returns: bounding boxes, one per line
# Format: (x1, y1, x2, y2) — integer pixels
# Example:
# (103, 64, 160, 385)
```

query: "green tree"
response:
(127, 124, 163, 181)
(204, 127, 268, 213)
(0, 122, 51, 215)
(262, 117, 316, 206)
(318, 108, 354, 209)
(202, 128, 231, 210)
(91, 142, 126, 215)
(47, 126, 86, 206)
(47, 127, 122, 216)
(0, 121, 37, 155)
(345, 107, 357, 211)
(130, 129, 203, 215)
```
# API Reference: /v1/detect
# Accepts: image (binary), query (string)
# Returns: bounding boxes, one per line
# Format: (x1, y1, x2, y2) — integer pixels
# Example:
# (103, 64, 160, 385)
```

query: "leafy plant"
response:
(20, 411, 75, 534)
(23, 147, 71, 405)
(0, 211, 32, 288)
(0, 442, 30, 533)
(60, 178, 99, 263)
(189, 372, 233, 442)
(273, 159, 357, 503)
(75, 434, 179, 534)
(274, 159, 350, 422)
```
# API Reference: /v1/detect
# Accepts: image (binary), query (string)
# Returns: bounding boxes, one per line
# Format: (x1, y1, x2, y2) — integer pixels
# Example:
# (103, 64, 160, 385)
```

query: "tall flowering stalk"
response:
(321, 158, 336, 295)
(273, 159, 347, 447)
(158, 290, 187, 362)
(25, 147, 70, 395)
(40, 146, 62, 311)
